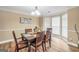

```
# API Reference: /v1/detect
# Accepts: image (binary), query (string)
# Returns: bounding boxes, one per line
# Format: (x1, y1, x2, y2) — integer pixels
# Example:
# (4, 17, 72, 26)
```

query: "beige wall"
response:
(68, 7, 79, 44)
(0, 10, 39, 42)
(39, 17, 43, 30)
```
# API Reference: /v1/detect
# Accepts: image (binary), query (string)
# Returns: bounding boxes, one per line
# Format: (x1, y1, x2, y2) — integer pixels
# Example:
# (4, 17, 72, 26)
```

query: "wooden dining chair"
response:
(25, 29, 32, 33)
(44, 31, 51, 51)
(47, 28, 52, 33)
(31, 31, 45, 52)
(12, 31, 28, 52)
(47, 28, 52, 47)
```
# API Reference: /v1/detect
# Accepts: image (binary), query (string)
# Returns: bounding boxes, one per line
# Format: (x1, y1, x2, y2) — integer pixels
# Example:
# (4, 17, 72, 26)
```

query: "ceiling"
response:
(0, 6, 76, 16)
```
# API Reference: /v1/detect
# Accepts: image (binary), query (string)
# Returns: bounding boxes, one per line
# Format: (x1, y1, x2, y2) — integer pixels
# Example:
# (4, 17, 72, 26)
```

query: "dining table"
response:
(22, 31, 47, 52)
(22, 32, 36, 52)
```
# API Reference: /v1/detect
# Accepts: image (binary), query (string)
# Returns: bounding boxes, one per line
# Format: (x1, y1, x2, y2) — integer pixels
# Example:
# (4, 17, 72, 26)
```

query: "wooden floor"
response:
(48, 37, 79, 52)
(0, 37, 79, 52)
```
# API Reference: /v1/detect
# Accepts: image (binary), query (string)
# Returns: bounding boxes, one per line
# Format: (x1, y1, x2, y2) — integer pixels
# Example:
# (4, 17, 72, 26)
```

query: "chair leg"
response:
(49, 39, 51, 47)
(45, 42, 47, 51)
(17, 49, 19, 52)
(42, 43, 45, 52)
(35, 46, 37, 52)
(15, 49, 19, 52)
(15, 47, 19, 52)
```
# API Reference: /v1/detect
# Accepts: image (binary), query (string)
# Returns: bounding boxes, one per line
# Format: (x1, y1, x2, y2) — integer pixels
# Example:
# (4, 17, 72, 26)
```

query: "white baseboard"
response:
(67, 42, 78, 47)
(0, 39, 14, 44)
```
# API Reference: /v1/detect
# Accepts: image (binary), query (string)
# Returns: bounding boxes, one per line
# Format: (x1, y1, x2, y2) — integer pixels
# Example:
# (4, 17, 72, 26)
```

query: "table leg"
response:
(28, 41, 31, 52)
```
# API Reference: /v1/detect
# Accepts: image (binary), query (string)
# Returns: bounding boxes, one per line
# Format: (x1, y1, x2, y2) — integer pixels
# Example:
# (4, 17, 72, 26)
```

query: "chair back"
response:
(25, 29, 32, 33)
(12, 31, 18, 49)
(47, 28, 52, 33)
(36, 31, 45, 45)
(46, 31, 51, 41)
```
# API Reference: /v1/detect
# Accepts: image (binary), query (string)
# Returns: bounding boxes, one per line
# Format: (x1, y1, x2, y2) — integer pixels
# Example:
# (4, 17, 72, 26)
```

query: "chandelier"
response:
(31, 6, 40, 16)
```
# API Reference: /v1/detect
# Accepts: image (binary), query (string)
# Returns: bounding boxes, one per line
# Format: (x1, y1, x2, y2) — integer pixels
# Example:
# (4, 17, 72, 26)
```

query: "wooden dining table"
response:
(22, 33, 36, 52)
(22, 31, 47, 52)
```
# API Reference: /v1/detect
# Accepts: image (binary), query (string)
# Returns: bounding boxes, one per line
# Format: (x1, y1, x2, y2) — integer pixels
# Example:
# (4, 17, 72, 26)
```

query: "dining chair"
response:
(47, 28, 52, 33)
(31, 31, 45, 52)
(12, 31, 28, 52)
(44, 30, 51, 51)
(47, 28, 52, 47)
(25, 29, 32, 33)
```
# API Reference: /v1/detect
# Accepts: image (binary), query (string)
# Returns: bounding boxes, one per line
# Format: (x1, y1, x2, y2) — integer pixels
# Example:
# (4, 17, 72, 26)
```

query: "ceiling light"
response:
(31, 11, 35, 15)
(31, 6, 40, 16)
(35, 10, 40, 15)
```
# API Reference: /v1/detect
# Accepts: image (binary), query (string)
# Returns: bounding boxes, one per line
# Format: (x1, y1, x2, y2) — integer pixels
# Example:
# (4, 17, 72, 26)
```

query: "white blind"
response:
(43, 17, 51, 31)
(62, 13, 68, 38)
(52, 16, 60, 35)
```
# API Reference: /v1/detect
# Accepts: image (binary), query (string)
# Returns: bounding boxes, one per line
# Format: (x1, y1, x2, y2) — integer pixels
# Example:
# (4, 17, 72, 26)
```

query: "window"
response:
(62, 13, 68, 38)
(52, 16, 60, 35)
(52, 13, 68, 39)
(43, 17, 51, 31)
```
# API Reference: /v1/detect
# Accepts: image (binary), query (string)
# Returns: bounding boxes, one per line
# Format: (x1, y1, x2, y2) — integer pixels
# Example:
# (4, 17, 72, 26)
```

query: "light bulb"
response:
(35, 10, 40, 15)
(31, 11, 35, 15)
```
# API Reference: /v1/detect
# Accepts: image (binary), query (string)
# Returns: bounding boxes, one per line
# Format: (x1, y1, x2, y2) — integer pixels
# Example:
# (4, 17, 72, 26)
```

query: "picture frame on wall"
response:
(20, 17, 32, 24)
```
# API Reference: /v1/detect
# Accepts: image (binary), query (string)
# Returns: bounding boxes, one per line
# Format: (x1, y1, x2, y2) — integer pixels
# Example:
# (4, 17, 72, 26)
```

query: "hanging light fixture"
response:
(31, 6, 40, 16)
